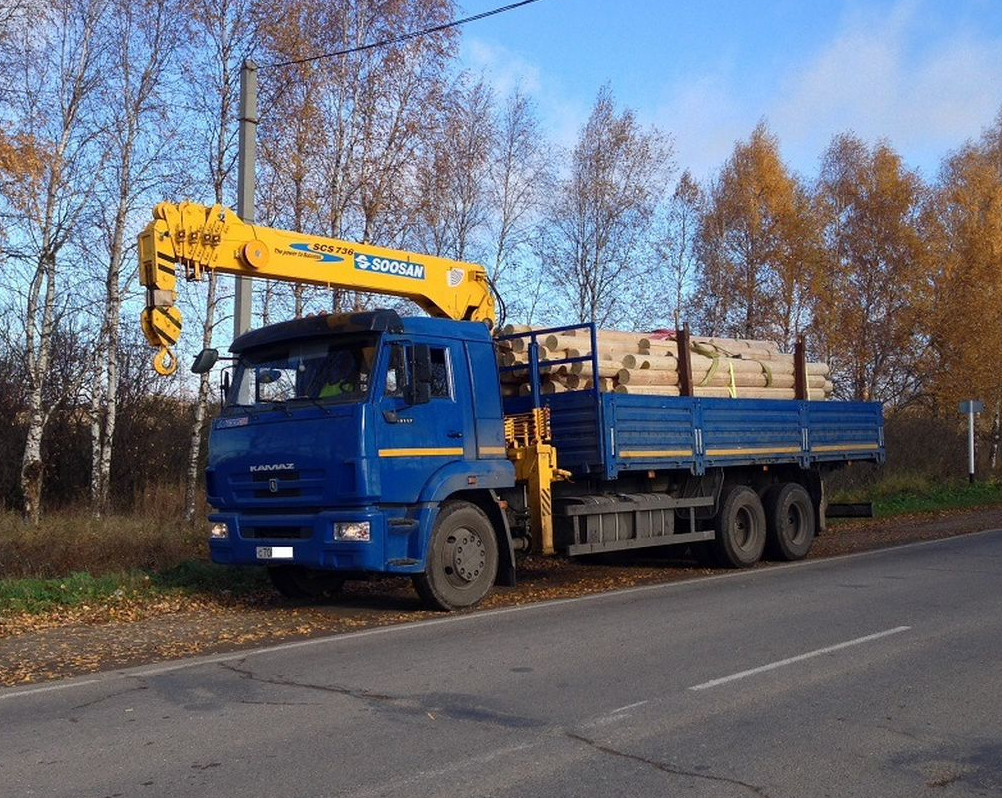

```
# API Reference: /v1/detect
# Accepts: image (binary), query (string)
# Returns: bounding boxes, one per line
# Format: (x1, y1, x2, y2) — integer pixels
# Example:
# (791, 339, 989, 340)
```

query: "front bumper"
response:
(208, 507, 430, 574)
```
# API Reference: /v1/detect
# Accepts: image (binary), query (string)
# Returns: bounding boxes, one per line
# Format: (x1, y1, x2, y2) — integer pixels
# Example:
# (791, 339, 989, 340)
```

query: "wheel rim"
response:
(443, 527, 487, 587)
(784, 503, 805, 544)
(734, 507, 753, 550)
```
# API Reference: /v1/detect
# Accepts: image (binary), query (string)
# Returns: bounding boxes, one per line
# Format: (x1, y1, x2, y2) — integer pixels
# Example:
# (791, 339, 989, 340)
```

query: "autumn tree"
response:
(255, 0, 457, 319)
(926, 111, 1002, 419)
(812, 133, 930, 403)
(538, 86, 674, 326)
(694, 122, 818, 347)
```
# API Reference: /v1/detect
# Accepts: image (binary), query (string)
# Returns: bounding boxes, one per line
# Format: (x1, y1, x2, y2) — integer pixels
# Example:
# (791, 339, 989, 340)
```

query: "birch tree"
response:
(0, 0, 107, 523)
(655, 170, 702, 329)
(539, 86, 674, 327)
(413, 76, 495, 260)
(485, 88, 551, 325)
(88, 0, 183, 515)
(179, 0, 259, 521)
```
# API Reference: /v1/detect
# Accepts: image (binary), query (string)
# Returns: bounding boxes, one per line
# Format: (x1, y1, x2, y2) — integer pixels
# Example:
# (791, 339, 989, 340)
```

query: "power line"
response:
(266, 0, 547, 70)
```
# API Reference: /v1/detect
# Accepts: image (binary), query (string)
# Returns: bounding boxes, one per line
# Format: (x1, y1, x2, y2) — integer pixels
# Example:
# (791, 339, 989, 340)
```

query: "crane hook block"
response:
(153, 347, 178, 377)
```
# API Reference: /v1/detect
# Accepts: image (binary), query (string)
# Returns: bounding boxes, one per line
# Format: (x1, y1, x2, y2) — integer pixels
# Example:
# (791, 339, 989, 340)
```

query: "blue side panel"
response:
(807, 400, 886, 463)
(606, 393, 698, 477)
(506, 392, 884, 479)
(700, 398, 806, 470)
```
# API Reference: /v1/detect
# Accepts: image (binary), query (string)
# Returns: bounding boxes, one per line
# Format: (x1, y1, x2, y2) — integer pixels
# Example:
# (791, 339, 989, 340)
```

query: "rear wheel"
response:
(713, 485, 766, 568)
(763, 483, 816, 561)
(413, 501, 498, 611)
(268, 566, 345, 600)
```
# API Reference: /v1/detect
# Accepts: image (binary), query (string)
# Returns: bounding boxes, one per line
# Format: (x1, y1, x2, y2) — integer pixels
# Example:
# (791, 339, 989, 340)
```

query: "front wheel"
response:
(413, 501, 499, 611)
(713, 485, 766, 568)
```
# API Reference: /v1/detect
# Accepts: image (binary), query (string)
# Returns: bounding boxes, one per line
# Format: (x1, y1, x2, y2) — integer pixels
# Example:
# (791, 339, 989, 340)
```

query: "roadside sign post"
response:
(958, 400, 985, 483)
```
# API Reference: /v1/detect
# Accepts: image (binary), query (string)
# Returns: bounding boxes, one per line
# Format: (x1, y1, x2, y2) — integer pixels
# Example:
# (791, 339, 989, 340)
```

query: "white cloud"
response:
(770, 0, 1002, 175)
(461, 38, 543, 98)
(653, 74, 752, 183)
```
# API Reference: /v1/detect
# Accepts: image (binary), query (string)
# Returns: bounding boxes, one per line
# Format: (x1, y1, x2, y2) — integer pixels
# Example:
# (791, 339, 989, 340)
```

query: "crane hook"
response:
(153, 346, 178, 376)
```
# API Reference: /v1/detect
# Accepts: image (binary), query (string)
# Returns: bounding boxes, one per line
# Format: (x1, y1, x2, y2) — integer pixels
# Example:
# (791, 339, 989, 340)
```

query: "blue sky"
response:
(458, 0, 1002, 181)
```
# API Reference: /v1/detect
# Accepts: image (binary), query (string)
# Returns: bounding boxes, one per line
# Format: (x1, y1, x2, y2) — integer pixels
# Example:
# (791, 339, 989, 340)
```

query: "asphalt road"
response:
(4, 531, 1002, 798)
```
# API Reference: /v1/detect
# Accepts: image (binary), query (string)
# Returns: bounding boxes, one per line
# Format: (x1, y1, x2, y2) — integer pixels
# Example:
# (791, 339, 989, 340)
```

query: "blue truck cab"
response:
(206, 310, 517, 608)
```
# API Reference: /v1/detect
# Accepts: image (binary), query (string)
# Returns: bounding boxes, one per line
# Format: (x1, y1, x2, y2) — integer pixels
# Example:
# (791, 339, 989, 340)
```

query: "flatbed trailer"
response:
(500, 324, 884, 559)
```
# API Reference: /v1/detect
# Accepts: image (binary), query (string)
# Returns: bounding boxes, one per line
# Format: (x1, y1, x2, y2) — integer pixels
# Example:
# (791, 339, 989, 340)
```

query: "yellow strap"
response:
(759, 360, 772, 387)
(728, 362, 737, 398)
(699, 355, 720, 386)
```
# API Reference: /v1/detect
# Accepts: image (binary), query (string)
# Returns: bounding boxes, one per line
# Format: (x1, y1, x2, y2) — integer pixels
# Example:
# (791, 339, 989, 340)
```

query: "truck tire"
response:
(413, 501, 498, 611)
(763, 483, 816, 561)
(713, 485, 766, 568)
(268, 566, 345, 600)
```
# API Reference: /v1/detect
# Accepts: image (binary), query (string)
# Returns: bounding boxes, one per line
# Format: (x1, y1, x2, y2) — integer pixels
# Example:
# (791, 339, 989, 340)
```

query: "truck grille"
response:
(229, 468, 325, 504)
(241, 525, 313, 540)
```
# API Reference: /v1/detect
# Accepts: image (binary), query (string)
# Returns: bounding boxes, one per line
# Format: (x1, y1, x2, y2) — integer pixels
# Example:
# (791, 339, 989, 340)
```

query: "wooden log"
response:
(637, 338, 679, 353)
(614, 384, 681, 396)
(564, 328, 647, 343)
(570, 361, 626, 378)
(688, 354, 773, 374)
(621, 353, 679, 370)
(616, 368, 681, 386)
(697, 336, 781, 354)
(498, 323, 535, 336)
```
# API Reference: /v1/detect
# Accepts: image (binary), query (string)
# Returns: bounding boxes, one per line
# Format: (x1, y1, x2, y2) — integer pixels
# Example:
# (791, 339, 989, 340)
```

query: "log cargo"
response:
(496, 326, 834, 400)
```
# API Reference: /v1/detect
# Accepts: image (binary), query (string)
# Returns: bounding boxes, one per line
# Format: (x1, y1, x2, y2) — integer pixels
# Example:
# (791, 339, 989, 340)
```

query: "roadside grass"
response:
(0, 507, 270, 618)
(833, 476, 1002, 518)
(0, 563, 271, 618)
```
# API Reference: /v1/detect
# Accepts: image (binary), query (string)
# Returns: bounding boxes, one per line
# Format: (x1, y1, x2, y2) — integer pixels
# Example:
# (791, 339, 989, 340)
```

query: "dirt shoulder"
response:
(3, 506, 1000, 687)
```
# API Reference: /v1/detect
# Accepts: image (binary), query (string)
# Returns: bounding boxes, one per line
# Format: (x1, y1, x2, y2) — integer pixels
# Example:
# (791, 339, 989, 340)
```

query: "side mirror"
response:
(192, 348, 219, 374)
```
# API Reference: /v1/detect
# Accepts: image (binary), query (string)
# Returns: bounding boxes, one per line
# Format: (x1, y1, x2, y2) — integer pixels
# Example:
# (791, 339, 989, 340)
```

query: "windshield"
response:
(226, 335, 378, 409)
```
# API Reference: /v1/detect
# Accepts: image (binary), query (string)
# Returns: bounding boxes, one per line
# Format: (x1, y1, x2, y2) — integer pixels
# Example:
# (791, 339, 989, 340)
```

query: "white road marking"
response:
(0, 678, 102, 701)
(580, 700, 651, 729)
(689, 625, 912, 691)
(346, 741, 535, 797)
(610, 700, 648, 714)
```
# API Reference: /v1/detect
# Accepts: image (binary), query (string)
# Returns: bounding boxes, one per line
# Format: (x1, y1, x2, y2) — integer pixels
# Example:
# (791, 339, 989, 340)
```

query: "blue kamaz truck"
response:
(139, 203, 884, 610)
(199, 311, 882, 610)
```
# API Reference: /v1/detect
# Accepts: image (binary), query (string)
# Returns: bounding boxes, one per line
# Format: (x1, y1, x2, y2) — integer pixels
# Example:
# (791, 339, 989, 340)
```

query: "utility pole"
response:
(234, 59, 258, 342)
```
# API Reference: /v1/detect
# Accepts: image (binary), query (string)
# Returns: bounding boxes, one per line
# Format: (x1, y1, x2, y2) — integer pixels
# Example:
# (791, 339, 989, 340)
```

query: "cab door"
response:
(375, 340, 473, 505)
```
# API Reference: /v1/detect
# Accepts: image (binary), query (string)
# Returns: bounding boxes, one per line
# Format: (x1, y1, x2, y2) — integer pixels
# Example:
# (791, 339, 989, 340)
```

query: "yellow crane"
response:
(138, 201, 497, 376)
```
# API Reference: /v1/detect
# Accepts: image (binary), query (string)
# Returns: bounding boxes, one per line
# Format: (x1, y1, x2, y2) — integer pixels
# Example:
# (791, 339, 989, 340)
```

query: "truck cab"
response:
(205, 310, 516, 609)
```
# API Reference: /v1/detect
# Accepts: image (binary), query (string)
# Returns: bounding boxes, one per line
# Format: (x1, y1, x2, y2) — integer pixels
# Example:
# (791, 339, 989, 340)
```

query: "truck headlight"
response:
(210, 522, 229, 540)
(334, 521, 371, 542)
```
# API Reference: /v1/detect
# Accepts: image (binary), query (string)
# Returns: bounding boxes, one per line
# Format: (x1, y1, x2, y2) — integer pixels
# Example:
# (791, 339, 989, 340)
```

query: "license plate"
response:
(256, 546, 294, 560)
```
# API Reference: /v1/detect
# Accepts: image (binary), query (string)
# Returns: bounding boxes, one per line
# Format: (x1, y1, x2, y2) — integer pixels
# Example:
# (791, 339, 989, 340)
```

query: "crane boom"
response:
(138, 201, 497, 375)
